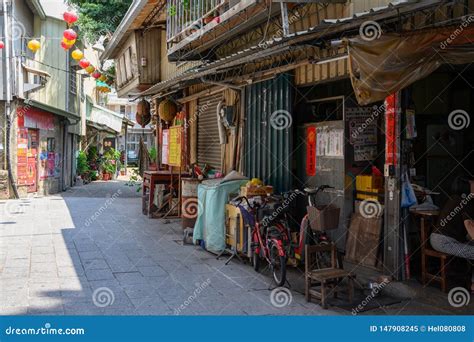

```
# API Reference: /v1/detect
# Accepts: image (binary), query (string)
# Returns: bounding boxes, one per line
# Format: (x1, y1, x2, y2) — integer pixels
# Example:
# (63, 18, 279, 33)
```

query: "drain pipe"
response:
(3, 0, 19, 199)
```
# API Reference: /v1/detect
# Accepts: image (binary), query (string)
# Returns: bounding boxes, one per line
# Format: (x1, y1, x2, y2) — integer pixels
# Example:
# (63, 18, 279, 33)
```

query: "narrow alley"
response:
(0, 179, 325, 316)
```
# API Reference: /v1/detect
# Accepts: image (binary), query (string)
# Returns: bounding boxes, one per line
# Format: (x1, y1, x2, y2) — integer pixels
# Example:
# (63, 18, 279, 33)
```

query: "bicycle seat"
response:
(304, 187, 319, 194)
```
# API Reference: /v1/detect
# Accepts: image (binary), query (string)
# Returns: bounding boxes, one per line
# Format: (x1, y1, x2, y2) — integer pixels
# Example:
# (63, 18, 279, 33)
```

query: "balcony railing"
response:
(166, 0, 228, 44)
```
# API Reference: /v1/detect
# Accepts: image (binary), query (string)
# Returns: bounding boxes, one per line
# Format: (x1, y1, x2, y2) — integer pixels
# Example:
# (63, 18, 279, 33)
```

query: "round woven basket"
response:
(158, 99, 177, 122)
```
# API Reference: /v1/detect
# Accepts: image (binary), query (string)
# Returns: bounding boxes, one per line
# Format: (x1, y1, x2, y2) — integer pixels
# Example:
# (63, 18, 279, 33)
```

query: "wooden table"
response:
(142, 170, 180, 218)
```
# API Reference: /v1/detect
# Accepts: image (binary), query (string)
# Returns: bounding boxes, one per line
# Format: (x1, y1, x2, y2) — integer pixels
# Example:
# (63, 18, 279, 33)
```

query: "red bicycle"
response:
(234, 195, 290, 286)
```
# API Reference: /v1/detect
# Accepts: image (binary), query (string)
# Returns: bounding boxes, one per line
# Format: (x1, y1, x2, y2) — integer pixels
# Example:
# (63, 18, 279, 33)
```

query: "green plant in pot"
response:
(148, 146, 158, 171)
(101, 148, 120, 180)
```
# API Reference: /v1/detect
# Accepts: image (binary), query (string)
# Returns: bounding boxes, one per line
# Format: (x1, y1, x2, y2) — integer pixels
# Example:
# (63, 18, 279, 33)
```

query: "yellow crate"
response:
(356, 175, 383, 191)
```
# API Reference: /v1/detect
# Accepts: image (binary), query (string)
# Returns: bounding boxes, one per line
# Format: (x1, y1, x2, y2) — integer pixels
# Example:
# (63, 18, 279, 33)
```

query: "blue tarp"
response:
(193, 179, 247, 253)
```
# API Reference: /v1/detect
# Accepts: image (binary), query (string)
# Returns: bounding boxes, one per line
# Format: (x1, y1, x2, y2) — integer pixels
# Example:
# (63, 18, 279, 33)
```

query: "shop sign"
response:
(18, 107, 54, 130)
(306, 126, 316, 176)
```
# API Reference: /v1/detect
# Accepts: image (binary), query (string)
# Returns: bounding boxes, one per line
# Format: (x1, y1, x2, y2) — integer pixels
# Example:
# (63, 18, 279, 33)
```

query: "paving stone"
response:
(114, 272, 147, 285)
(137, 266, 167, 277)
(85, 269, 115, 281)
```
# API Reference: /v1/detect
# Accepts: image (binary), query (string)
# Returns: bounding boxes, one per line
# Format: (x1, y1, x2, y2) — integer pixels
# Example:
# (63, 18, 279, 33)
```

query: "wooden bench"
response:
(305, 243, 355, 309)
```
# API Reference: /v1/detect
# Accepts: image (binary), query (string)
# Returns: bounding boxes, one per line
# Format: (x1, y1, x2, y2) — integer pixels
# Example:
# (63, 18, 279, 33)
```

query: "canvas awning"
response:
(86, 99, 124, 133)
(347, 24, 474, 105)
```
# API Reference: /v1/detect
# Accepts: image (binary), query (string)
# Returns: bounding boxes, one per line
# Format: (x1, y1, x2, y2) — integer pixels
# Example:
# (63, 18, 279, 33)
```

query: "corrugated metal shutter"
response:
(197, 93, 222, 170)
(245, 73, 293, 193)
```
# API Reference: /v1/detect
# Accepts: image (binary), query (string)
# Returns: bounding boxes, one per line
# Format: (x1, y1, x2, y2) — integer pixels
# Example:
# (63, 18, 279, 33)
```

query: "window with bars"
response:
(69, 65, 77, 95)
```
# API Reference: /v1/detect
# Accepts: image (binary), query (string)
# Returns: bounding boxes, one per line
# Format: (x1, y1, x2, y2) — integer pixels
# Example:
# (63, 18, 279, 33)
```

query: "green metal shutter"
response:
(197, 93, 222, 170)
(244, 74, 293, 193)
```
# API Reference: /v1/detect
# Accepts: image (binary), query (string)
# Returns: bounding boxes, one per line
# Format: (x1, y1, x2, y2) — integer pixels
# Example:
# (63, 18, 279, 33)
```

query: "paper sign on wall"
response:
(168, 126, 182, 167)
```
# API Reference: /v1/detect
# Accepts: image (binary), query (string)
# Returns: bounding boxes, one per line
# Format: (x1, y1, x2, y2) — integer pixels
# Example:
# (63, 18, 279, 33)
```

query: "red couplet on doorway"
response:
(306, 126, 316, 176)
(385, 94, 398, 166)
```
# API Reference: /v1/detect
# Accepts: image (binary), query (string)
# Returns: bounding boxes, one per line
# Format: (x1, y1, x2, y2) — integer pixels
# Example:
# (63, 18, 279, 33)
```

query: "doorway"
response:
(27, 129, 39, 193)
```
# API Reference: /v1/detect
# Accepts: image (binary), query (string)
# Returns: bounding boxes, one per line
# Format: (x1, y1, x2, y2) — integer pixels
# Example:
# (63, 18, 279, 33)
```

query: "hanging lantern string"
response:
(0, 54, 115, 79)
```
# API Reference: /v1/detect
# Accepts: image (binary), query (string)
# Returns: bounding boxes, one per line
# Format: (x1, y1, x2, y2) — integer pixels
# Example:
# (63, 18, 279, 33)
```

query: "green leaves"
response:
(66, 0, 133, 43)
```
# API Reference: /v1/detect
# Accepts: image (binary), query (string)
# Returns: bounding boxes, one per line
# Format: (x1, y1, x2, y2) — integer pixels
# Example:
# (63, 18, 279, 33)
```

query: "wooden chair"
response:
(418, 212, 450, 292)
(305, 243, 355, 309)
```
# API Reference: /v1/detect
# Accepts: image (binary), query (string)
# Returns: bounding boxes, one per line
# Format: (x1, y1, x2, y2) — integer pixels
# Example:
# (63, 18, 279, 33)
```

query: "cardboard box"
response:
(307, 205, 340, 231)
(240, 185, 273, 197)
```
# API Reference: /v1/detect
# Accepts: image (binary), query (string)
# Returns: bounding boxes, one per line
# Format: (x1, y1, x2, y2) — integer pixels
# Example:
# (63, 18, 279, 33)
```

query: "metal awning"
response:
(87, 102, 124, 133)
(86, 120, 117, 134)
(24, 99, 80, 124)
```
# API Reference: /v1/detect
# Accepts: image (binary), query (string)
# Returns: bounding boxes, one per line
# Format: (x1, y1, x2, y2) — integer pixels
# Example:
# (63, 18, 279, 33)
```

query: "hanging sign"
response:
(162, 129, 169, 165)
(306, 126, 316, 176)
(385, 94, 398, 166)
(168, 126, 182, 167)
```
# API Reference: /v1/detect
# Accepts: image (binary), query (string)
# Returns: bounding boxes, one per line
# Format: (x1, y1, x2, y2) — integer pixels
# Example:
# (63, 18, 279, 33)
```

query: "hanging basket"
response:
(158, 99, 177, 122)
(136, 99, 151, 127)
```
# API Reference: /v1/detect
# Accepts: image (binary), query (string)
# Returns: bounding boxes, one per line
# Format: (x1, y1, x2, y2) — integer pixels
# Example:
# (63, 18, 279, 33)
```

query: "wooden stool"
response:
(305, 243, 355, 309)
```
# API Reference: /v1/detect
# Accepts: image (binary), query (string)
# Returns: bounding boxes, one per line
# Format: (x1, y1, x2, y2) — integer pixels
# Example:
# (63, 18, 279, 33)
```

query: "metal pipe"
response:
(3, 0, 19, 198)
(200, 77, 242, 90)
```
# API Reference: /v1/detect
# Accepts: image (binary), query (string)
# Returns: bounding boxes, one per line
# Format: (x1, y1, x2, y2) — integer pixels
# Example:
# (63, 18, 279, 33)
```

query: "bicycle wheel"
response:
(270, 243, 286, 287)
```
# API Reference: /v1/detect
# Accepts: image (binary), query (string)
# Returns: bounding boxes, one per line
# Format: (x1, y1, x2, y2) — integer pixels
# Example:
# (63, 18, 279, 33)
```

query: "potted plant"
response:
(101, 148, 120, 180)
(148, 146, 158, 171)
(120, 165, 126, 176)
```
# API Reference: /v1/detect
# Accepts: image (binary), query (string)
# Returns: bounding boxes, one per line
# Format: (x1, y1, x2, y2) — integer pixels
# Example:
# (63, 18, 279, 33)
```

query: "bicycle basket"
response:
(307, 205, 340, 231)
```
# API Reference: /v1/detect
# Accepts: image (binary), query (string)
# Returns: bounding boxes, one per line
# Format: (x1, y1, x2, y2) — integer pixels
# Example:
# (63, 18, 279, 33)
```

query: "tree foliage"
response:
(66, 0, 133, 43)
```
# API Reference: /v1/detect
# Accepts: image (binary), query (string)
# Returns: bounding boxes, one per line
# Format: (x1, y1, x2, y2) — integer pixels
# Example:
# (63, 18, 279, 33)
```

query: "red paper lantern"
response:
(79, 58, 90, 69)
(63, 29, 77, 41)
(0, 41, 4, 49)
(63, 11, 78, 25)
(61, 41, 72, 50)
(91, 71, 101, 79)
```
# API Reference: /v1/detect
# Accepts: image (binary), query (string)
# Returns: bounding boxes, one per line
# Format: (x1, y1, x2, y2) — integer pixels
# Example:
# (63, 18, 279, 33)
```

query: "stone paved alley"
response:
(0, 180, 469, 315)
